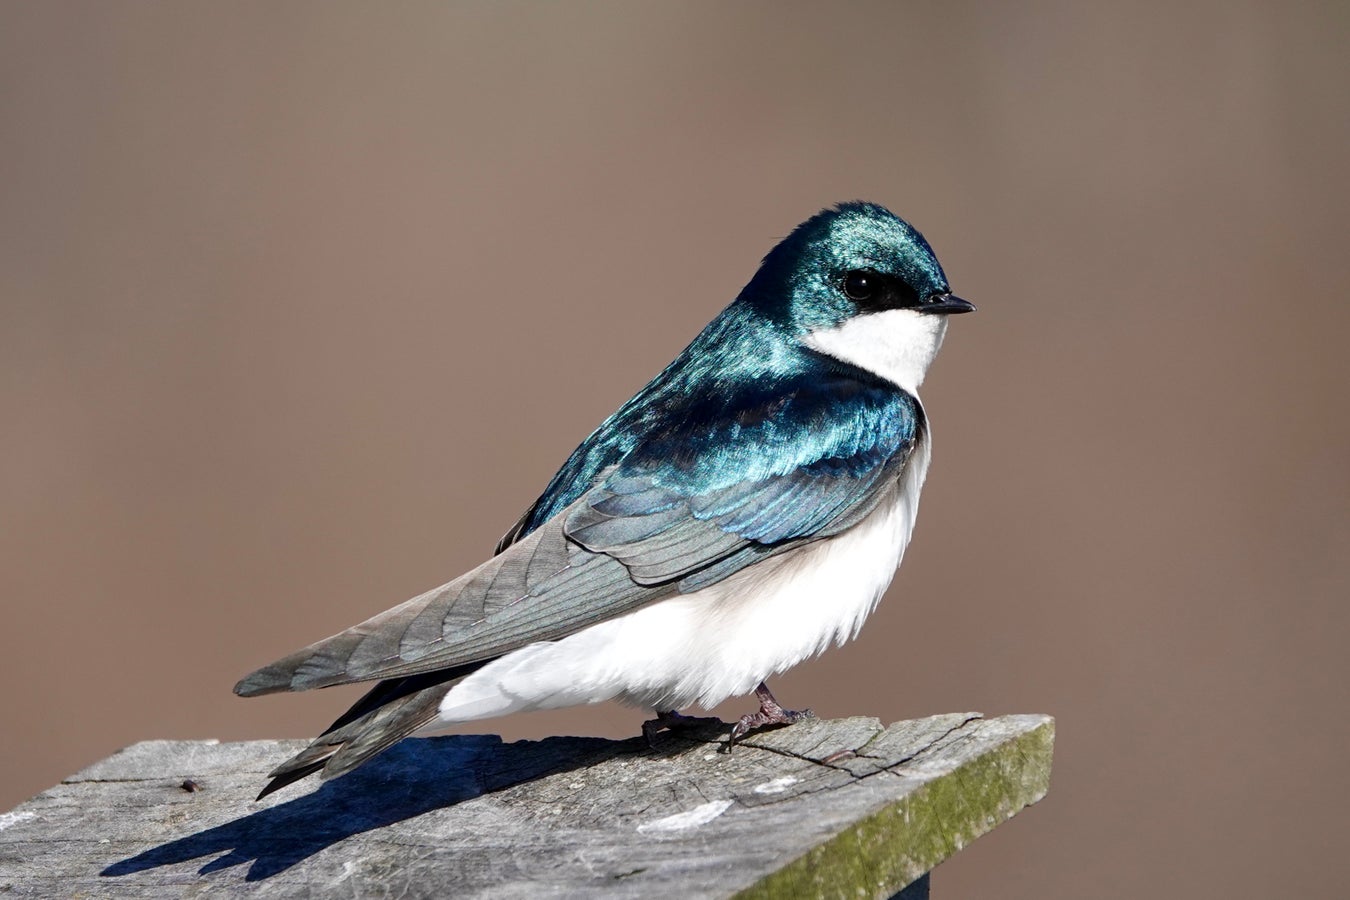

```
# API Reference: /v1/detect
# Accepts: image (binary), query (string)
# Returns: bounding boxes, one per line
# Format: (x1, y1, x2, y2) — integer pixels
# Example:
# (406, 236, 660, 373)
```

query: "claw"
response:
(642, 709, 723, 748)
(726, 682, 813, 749)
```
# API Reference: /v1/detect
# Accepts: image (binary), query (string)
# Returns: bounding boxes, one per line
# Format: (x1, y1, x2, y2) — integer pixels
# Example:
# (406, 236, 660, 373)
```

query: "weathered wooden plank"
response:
(0, 713, 1053, 899)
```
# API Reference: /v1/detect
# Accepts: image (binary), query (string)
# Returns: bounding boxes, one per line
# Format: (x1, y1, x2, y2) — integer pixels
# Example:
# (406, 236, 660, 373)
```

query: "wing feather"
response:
(234, 369, 922, 699)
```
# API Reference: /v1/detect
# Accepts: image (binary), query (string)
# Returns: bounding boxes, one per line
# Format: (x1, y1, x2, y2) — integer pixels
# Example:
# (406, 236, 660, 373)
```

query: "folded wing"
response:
(235, 370, 922, 699)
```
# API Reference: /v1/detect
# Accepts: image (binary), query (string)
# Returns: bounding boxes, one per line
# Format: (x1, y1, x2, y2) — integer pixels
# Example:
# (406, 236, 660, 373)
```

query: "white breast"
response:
(438, 427, 933, 722)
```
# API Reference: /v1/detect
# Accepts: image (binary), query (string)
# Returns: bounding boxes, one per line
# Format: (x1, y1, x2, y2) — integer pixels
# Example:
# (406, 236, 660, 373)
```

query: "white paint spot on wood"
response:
(753, 776, 800, 795)
(637, 799, 733, 834)
(0, 811, 36, 832)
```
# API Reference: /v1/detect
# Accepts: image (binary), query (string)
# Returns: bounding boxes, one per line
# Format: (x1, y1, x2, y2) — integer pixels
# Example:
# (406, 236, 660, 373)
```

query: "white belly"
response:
(439, 434, 931, 721)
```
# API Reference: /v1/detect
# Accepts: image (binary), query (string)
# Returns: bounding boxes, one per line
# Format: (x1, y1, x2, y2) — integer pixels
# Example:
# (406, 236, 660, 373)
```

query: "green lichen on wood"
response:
(733, 718, 1055, 900)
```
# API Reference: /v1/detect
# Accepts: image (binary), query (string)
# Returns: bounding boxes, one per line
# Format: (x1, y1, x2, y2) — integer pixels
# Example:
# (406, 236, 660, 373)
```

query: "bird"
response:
(234, 201, 974, 799)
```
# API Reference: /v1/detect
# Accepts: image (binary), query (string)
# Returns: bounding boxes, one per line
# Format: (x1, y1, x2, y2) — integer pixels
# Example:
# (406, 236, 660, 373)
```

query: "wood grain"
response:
(0, 713, 1053, 898)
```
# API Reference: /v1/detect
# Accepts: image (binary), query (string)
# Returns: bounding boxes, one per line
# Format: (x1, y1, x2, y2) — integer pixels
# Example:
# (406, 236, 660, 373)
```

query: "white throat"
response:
(802, 309, 948, 394)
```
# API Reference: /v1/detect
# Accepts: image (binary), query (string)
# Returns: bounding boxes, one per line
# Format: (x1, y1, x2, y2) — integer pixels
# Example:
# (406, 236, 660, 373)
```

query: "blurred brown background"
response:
(2, 2, 1347, 897)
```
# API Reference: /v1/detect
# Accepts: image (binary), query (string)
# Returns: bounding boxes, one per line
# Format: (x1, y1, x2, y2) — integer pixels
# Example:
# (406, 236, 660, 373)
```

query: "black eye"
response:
(842, 270, 877, 302)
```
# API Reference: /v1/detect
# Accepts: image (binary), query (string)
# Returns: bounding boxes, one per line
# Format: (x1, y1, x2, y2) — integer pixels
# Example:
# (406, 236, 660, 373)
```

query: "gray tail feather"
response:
(256, 666, 478, 800)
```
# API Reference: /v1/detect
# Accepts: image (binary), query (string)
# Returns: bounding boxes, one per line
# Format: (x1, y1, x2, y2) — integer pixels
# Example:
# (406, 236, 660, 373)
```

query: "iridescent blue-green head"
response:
(740, 202, 974, 392)
(745, 202, 970, 331)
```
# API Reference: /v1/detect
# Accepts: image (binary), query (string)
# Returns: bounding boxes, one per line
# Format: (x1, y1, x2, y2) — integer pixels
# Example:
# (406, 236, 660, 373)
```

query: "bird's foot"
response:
(727, 682, 814, 749)
(642, 709, 724, 748)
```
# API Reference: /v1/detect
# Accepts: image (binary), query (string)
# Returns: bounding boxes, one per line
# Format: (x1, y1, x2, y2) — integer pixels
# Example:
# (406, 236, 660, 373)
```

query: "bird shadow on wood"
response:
(101, 725, 725, 883)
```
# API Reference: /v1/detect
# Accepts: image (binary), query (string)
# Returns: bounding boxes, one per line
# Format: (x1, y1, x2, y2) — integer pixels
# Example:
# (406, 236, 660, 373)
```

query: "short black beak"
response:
(920, 293, 976, 315)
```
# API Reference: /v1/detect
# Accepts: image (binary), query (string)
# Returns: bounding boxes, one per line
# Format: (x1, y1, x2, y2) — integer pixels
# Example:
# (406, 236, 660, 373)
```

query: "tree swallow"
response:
(235, 201, 974, 798)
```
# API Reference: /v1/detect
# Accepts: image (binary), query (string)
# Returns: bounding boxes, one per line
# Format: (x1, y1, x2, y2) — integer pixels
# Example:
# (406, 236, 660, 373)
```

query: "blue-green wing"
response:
(235, 371, 921, 694)
(565, 373, 920, 587)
